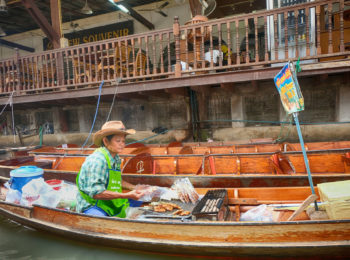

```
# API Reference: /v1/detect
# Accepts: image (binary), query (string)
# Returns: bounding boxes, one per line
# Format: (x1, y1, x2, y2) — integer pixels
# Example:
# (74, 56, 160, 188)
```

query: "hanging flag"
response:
(274, 62, 304, 114)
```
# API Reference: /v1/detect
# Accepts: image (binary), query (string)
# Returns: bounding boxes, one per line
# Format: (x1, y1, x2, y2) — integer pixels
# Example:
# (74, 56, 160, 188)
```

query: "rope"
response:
(81, 81, 104, 149)
(0, 92, 14, 116)
(197, 119, 350, 125)
(126, 127, 170, 145)
(105, 78, 121, 123)
(10, 94, 15, 143)
(275, 113, 293, 143)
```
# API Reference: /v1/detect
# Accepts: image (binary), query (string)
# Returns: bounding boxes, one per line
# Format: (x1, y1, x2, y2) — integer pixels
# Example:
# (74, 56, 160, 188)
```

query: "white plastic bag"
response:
(21, 178, 61, 208)
(136, 185, 168, 202)
(56, 181, 78, 211)
(171, 178, 199, 204)
(125, 207, 143, 219)
(240, 204, 273, 222)
(5, 188, 22, 204)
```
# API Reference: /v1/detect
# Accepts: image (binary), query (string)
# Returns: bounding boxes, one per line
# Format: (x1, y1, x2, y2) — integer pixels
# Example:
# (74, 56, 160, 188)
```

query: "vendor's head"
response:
(93, 121, 135, 155)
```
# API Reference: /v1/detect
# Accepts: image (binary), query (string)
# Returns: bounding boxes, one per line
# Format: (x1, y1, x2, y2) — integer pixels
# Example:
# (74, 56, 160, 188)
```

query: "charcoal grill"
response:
(191, 189, 229, 221)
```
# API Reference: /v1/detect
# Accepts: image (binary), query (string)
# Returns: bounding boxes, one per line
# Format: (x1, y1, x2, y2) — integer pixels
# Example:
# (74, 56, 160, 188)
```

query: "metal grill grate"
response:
(191, 189, 228, 221)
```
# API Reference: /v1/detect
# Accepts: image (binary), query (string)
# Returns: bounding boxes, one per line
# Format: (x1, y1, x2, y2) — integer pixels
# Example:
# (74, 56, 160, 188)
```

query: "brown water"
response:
(0, 215, 202, 260)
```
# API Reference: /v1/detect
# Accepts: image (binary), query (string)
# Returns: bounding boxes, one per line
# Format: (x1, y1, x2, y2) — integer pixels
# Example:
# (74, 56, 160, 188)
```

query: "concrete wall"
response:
(1, 74, 349, 147)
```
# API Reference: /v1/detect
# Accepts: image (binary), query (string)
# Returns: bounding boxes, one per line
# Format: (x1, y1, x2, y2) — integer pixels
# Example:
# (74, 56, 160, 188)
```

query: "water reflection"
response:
(0, 216, 199, 260)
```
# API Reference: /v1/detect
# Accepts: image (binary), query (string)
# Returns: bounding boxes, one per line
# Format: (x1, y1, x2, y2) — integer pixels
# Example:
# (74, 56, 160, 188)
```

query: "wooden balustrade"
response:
(0, 0, 348, 95)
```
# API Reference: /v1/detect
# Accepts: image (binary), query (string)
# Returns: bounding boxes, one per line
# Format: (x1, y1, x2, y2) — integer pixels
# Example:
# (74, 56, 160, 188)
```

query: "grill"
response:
(191, 189, 229, 221)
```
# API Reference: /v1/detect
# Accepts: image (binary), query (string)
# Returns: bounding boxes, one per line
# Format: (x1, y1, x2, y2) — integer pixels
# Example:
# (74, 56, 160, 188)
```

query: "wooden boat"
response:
(27, 140, 350, 156)
(0, 149, 350, 188)
(0, 180, 349, 257)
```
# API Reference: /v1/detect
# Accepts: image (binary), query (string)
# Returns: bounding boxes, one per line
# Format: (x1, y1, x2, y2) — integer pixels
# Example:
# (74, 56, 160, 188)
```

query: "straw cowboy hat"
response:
(93, 121, 135, 147)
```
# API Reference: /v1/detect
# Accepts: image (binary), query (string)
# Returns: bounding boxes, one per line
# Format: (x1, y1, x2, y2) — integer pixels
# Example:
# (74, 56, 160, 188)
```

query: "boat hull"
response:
(0, 202, 349, 257)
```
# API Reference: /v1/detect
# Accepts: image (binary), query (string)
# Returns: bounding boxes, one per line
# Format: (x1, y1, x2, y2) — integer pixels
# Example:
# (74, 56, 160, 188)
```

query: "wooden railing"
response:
(0, 0, 348, 96)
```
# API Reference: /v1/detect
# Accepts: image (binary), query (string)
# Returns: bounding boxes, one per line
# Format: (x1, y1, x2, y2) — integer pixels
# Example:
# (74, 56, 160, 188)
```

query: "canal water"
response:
(0, 215, 202, 260)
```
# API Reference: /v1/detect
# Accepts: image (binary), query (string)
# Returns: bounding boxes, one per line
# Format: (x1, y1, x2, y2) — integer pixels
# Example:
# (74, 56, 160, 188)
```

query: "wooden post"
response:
(254, 17, 259, 62)
(264, 16, 268, 61)
(306, 7, 310, 56)
(15, 48, 21, 94)
(173, 16, 181, 78)
(50, 0, 64, 88)
(50, 0, 62, 49)
(274, 13, 279, 60)
(236, 20, 240, 65)
(316, 5, 321, 55)
(284, 11, 288, 59)
(245, 18, 249, 63)
(328, 3, 333, 54)
(339, 0, 345, 52)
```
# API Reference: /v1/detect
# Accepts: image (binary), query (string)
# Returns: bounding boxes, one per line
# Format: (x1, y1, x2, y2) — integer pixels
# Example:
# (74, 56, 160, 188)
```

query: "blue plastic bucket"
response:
(9, 166, 44, 192)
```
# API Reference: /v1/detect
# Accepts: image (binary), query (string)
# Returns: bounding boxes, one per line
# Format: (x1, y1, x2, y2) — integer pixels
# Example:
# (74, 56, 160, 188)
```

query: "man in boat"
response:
(76, 121, 145, 217)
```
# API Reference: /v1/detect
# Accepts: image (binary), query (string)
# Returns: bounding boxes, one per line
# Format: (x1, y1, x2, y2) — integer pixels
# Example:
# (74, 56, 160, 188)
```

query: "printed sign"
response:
(43, 20, 133, 50)
(274, 62, 304, 114)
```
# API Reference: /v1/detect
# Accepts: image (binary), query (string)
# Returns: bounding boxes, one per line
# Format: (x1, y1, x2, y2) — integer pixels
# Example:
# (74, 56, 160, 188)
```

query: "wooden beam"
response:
(165, 88, 187, 97)
(138, 90, 170, 99)
(0, 39, 35, 52)
(21, 0, 60, 46)
(117, 93, 149, 101)
(220, 83, 236, 93)
(302, 60, 350, 71)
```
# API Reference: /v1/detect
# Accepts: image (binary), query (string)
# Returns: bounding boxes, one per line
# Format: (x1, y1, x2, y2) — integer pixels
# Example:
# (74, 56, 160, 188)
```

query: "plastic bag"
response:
(240, 204, 273, 222)
(125, 207, 144, 219)
(21, 178, 61, 208)
(171, 178, 199, 204)
(55, 181, 78, 211)
(136, 185, 168, 202)
(160, 188, 179, 201)
(5, 188, 21, 204)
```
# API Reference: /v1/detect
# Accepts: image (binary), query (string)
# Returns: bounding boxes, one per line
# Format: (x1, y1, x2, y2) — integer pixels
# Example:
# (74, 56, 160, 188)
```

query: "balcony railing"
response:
(0, 0, 348, 96)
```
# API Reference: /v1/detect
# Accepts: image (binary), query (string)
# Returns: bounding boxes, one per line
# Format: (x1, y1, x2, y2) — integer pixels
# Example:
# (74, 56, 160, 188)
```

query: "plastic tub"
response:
(10, 166, 44, 192)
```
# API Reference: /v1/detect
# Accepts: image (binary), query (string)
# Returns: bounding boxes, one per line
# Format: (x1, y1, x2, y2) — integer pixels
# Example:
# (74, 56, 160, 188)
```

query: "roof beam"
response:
(21, 0, 60, 47)
(116, 1, 154, 30)
(0, 39, 35, 52)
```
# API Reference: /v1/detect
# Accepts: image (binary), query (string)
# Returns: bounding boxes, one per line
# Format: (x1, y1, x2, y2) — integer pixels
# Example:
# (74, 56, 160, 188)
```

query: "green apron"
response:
(76, 148, 129, 217)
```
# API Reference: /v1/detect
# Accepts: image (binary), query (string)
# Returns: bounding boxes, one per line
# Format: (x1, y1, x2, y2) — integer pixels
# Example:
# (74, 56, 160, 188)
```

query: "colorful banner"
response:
(274, 62, 304, 114)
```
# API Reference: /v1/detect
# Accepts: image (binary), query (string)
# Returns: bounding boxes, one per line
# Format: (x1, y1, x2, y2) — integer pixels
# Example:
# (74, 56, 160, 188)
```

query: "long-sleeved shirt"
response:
(76, 147, 121, 213)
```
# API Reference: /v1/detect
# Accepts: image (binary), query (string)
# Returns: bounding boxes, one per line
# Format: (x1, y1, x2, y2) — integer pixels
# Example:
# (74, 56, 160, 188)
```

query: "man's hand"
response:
(126, 189, 145, 200)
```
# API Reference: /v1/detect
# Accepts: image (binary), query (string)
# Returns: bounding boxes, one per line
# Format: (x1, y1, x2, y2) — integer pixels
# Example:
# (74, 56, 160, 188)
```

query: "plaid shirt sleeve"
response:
(78, 152, 109, 198)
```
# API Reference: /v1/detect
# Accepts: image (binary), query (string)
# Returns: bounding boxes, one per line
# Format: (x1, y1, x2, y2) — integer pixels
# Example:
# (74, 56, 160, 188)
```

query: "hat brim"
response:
(93, 128, 136, 147)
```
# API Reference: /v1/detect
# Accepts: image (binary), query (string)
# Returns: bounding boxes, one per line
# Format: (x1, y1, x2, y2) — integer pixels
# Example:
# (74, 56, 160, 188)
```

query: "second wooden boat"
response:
(0, 149, 350, 188)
